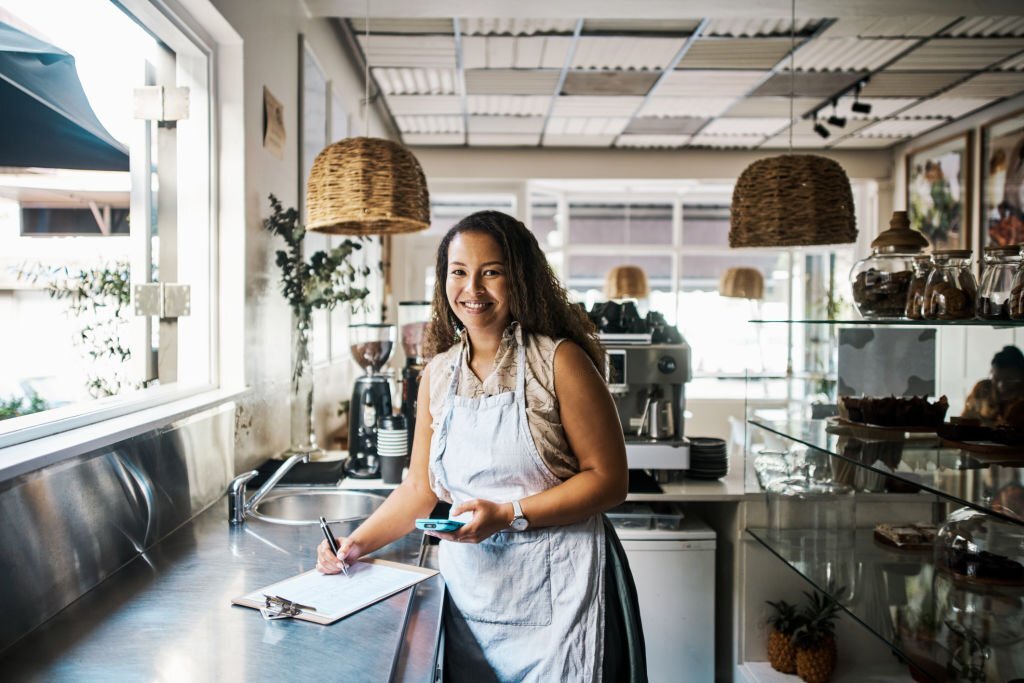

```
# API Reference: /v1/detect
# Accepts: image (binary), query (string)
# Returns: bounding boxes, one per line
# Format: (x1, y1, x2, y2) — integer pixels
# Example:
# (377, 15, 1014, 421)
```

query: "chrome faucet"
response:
(228, 452, 310, 525)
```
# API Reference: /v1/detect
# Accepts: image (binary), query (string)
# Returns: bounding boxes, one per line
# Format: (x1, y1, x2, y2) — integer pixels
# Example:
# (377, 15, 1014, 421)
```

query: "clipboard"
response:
(231, 558, 438, 624)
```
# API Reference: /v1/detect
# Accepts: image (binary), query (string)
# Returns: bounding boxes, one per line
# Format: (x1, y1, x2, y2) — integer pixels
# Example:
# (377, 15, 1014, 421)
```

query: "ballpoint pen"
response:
(319, 515, 350, 577)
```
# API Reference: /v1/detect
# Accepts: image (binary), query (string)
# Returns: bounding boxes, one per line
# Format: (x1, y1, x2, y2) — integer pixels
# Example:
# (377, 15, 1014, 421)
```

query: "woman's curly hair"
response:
(422, 210, 604, 373)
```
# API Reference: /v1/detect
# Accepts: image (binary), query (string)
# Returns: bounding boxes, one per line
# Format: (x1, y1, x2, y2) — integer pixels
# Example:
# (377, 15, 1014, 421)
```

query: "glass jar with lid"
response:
(851, 210, 929, 319)
(978, 245, 1022, 320)
(905, 254, 933, 320)
(936, 506, 1024, 586)
(923, 250, 979, 320)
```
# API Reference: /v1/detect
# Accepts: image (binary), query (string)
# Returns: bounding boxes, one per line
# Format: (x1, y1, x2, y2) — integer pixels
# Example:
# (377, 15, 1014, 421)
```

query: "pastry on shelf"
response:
(838, 394, 949, 428)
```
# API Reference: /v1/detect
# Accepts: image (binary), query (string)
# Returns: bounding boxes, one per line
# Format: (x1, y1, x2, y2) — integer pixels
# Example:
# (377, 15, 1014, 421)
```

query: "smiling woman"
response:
(0, 0, 215, 447)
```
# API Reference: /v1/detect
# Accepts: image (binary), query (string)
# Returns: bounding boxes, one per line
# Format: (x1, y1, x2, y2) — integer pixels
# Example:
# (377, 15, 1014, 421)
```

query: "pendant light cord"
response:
(364, 0, 370, 136)
(789, 0, 795, 155)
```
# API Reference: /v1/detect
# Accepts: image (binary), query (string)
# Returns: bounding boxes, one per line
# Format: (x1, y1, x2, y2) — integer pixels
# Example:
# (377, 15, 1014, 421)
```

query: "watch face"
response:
(511, 517, 529, 531)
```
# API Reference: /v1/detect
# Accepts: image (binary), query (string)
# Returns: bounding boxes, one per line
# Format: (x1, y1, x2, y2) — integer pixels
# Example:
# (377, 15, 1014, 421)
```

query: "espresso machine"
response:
(596, 306, 692, 485)
(398, 301, 431, 458)
(346, 324, 396, 479)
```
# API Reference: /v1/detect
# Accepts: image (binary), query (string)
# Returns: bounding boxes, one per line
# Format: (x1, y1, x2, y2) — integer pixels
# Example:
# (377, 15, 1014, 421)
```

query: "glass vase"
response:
(284, 312, 323, 459)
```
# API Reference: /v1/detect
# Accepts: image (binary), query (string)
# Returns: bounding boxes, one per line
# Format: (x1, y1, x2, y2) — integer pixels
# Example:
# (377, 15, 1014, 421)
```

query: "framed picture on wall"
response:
(905, 132, 972, 250)
(981, 109, 1024, 247)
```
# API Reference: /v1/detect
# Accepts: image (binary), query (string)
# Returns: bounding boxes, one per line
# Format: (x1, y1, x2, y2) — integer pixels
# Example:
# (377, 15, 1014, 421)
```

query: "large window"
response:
(0, 0, 214, 444)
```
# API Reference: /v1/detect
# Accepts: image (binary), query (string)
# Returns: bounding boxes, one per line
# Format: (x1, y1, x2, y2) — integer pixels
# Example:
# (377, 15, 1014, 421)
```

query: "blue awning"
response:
(0, 21, 129, 171)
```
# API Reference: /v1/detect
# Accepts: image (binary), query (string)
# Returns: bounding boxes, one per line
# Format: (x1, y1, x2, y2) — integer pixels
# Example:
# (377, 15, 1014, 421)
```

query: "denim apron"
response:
(429, 328, 606, 682)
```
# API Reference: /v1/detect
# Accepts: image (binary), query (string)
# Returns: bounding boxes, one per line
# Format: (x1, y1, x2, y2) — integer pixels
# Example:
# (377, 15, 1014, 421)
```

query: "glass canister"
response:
(905, 254, 933, 320)
(1012, 262, 1024, 320)
(936, 506, 1024, 585)
(978, 245, 1022, 320)
(766, 476, 856, 550)
(923, 250, 979, 320)
(851, 210, 930, 319)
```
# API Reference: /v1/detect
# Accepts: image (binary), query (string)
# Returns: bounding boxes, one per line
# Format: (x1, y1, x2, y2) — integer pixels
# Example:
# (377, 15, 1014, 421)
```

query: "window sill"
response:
(0, 386, 249, 485)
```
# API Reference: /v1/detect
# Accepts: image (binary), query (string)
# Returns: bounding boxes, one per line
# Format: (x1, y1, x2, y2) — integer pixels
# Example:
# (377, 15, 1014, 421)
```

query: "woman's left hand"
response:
(428, 498, 511, 544)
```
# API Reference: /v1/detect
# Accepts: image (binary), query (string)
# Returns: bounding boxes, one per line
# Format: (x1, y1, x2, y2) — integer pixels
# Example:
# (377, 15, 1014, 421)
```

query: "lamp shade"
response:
(719, 267, 764, 300)
(729, 154, 857, 247)
(306, 136, 430, 235)
(604, 265, 649, 299)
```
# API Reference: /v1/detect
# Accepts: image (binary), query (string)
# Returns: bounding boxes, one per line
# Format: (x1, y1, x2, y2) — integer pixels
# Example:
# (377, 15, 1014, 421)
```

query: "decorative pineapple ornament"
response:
(766, 600, 802, 673)
(792, 589, 843, 683)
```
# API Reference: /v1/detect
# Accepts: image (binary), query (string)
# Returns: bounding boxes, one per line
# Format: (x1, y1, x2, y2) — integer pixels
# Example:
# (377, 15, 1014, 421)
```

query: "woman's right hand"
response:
(315, 536, 363, 574)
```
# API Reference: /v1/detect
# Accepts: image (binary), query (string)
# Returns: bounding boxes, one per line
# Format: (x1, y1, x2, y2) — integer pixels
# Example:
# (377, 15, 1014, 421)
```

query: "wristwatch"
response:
(510, 500, 529, 531)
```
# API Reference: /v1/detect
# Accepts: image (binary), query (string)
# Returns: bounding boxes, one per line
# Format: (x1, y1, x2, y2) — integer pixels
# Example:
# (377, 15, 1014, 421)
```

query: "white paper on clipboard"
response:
(232, 558, 438, 625)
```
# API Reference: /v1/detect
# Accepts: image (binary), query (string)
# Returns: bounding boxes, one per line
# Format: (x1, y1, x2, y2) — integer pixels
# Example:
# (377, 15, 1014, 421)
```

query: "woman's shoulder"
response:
(426, 343, 461, 371)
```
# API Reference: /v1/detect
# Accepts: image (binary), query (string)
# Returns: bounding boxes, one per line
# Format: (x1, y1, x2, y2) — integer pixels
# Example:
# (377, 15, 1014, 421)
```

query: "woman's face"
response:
(445, 231, 511, 339)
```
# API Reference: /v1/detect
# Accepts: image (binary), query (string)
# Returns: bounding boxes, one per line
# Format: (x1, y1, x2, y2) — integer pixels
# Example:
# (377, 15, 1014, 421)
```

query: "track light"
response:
(851, 81, 872, 115)
(827, 99, 846, 128)
(813, 120, 831, 139)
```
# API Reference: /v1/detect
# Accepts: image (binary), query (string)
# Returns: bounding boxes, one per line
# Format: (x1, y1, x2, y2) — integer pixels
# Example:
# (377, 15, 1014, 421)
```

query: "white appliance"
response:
(612, 505, 717, 683)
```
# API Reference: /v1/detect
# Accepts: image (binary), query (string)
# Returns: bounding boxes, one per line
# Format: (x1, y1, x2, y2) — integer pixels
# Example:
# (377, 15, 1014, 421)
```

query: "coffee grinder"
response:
(346, 323, 396, 479)
(399, 301, 431, 457)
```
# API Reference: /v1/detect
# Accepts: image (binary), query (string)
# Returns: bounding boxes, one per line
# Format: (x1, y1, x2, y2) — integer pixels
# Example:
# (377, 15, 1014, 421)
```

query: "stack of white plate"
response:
(685, 437, 728, 480)
(377, 428, 407, 458)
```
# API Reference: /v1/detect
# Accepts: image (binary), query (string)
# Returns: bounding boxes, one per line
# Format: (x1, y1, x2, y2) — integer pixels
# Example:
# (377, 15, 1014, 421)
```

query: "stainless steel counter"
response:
(0, 496, 443, 682)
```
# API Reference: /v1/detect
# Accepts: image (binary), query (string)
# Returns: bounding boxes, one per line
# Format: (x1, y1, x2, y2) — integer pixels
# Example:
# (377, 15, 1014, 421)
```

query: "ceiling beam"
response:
(538, 20, 584, 147)
(304, 0, 1024, 19)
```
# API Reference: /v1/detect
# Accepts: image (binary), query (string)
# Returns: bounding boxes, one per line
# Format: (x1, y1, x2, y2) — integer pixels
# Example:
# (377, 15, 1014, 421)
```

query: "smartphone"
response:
(415, 518, 466, 532)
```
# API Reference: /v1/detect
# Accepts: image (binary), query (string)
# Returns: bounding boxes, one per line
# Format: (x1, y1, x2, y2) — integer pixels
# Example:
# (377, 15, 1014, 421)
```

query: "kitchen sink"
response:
(250, 489, 386, 525)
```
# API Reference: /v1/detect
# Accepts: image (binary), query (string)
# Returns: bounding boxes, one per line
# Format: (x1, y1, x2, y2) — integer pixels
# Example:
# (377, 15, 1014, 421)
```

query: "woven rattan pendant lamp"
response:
(304, 10, 430, 236)
(728, 1, 856, 248)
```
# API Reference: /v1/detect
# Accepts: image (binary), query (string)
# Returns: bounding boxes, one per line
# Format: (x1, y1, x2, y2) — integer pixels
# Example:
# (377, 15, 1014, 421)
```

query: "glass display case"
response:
(746, 318, 1024, 682)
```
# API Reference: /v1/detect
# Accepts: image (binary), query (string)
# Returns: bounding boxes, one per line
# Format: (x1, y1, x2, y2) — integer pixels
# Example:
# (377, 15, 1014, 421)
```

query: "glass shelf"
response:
(747, 527, 1024, 683)
(749, 418, 1024, 527)
(749, 318, 1024, 327)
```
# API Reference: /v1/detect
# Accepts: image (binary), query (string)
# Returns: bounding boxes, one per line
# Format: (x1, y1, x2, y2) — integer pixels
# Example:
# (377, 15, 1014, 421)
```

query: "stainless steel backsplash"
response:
(0, 403, 234, 653)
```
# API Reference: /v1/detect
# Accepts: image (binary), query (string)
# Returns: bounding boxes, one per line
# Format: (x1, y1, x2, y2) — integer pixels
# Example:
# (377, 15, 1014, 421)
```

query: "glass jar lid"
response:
(870, 210, 930, 253)
(933, 249, 973, 259)
(983, 245, 1022, 257)
(766, 477, 854, 498)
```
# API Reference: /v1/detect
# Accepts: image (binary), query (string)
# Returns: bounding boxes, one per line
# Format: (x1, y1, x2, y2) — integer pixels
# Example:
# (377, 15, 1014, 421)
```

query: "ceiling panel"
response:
(638, 96, 736, 118)
(466, 95, 551, 116)
(373, 68, 457, 95)
(464, 69, 559, 95)
(701, 117, 791, 136)
(722, 97, 819, 117)
(1003, 53, 1024, 71)
(582, 19, 701, 35)
(897, 97, 996, 119)
(887, 38, 1024, 71)
(462, 36, 572, 70)
(467, 133, 541, 146)
(459, 18, 577, 36)
(572, 37, 684, 71)
(562, 71, 660, 96)
(551, 96, 644, 117)
(790, 37, 917, 72)
(468, 116, 545, 134)
(857, 119, 945, 137)
(545, 117, 630, 136)
(942, 72, 1024, 97)
(357, 34, 456, 68)
(860, 71, 969, 97)
(830, 136, 900, 148)
(395, 115, 464, 134)
(942, 17, 1024, 37)
(689, 133, 766, 148)
(402, 133, 464, 145)
(350, 18, 452, 34)
(704, 18, 821, 38)
(656, 70, 766, 97)
(615, 134, 691, 148)
(677, 38, 794, 70)
(751, 71, 865, 97)
(384, 95, 462, 115)
(760, 118, 871, 147)
(623, 117, 707, 135)
(818, 17, 960, 39)
(543, 134, 618, 147)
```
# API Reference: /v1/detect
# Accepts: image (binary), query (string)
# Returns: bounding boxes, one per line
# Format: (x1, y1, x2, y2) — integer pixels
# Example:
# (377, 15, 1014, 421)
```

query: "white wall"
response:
(198, 0, 394, 468)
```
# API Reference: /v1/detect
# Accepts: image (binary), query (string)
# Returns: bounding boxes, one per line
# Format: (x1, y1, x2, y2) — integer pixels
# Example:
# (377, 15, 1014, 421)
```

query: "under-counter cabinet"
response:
(742, 318, 1024, 683)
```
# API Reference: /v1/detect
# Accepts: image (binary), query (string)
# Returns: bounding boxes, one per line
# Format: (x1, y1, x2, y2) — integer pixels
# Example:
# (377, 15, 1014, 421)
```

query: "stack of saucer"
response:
(685, 437, 728, 480)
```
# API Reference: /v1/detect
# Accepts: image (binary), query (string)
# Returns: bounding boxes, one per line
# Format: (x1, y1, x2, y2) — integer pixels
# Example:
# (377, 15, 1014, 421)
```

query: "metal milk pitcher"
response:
(640, 399, 675, 439)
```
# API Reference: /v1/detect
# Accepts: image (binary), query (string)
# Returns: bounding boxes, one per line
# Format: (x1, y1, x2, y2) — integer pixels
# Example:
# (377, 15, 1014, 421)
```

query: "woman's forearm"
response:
(514, 467, 626, 529)
(349, 479, 437, 554)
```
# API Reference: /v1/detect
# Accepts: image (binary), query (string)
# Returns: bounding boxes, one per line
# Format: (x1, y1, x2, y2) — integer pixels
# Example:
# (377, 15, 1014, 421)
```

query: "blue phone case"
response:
(415, 518, 465, 532)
